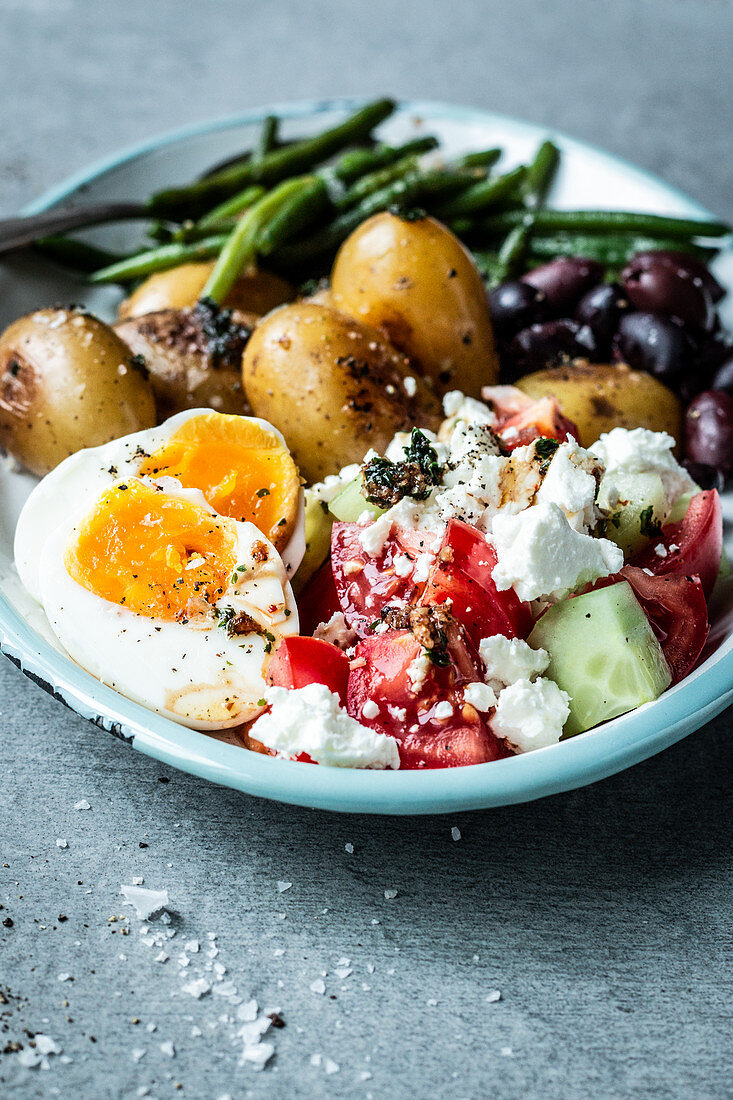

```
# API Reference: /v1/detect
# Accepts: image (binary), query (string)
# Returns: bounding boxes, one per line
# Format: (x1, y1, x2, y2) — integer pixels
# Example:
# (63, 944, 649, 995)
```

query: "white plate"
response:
(1, 98, 731, 814)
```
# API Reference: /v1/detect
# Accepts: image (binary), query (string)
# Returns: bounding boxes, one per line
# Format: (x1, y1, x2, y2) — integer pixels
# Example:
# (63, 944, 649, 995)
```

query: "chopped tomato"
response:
(421, 519, 533, 646)
(630, 490, 723, 599)
(499, 396, 579, 451)
(331, 522, 430, 637)
(347, 628, 505, 769)
(296, 560, 341, 637)
(267, 635, 350, 705)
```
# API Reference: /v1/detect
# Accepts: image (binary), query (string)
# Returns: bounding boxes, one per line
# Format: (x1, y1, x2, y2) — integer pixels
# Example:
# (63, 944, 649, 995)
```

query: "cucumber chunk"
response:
(329, 474, 386, 523)
(293, 491, 333, 593)
(599, 470, 671, 557)
(528, 581, 672, 737)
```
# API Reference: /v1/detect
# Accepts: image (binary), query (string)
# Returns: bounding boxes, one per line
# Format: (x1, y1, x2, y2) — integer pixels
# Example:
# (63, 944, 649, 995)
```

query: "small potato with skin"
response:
(0, 308, 156, 476)
(242, 302, 442, 483)
(515, 361, 683, 447)
(117, 262, 294, 319)
(330, 212, 500, 397)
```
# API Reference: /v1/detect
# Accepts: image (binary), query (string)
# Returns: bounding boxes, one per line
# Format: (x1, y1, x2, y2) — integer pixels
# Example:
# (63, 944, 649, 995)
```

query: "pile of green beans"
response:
(19, 97, 727, 298)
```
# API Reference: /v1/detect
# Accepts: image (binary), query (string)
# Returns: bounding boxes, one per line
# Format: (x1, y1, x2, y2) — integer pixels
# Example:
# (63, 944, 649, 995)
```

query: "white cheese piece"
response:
(441, 390, 497, 428)
(463, 681, 498, 712)
(491, 678, 570, 752)
(251, 684, 399, 769)
(589, 427, 694, 507)
(478, 635, 549, 692)
(313, 611, 358, 651)
(361, 699, 380, 720)
(433, 700, 453, 720)
(406, 650, 431, 693)
(491, 501, 623, 602)
(535, 440, 601, 532)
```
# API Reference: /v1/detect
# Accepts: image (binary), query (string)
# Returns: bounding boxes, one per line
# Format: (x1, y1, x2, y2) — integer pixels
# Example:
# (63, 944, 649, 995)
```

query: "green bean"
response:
(34, 235, 127, 274)
(333, 136, 439, 183)
(524, 139, 560, 207)
(434, 165, 526, 218)
(335, 153, 420, 210)
(254, 115, 278, 163)
(89, 235, 229, 284)
(196, 185, 267, 231)
(148, 98, 396, 217)
(462, 208, 731, 239)
(202, 176, 324, 303)
(451, 148, 502, 170)
(256, 177, 330, 256)
(527, 233, 719, 265)
(485, 142, 560, 282)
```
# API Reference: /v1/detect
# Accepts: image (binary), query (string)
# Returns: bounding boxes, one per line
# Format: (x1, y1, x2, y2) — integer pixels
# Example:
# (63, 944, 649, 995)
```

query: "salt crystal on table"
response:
(344, 843, 354, 854)
(276, 881, 292, 893)
(146, 1023, 156, 1033)
(237, 1000, 258, 1022)
(35, 1036, 60, 1056)
(427, 998, 438, 1006)
(384, 889, 398, 900)
(132, 877, 144, 886)
(451, 826, 461, 842)
(273, 948, 284, 957)
(310, 1054, 322, 1067)
(324, 1058, 339, 1075)
(310, 979, 326, 995)
(360, 1071, 373, 1081)
(56, 839, 68, 849)
(74, 799, 91, 811)
(131, 1048, 145, 1063)
(501, 1046, 513, 1057)
(486, 989, 502, 1003)
(334, 968, 352, 980)
(120, 885, 169, 920)
(336, 957, 351, 967)
(154, 951, 169, 963)
(159, 1040, 175, 1058)
(58, 973, 71, 982)
(183, 977, 211, 999)
(17, 1048, 43, 1067)
(177, 955, 190, 968)
(190, 1026, 202, 1038)
(241, 1041, 274, 1069)
(184, 940, 200, 953)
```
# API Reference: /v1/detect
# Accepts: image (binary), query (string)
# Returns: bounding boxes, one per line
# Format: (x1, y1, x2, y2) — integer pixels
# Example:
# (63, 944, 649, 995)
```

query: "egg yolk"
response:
(65, 480, 237, 621)
(138, 413, 301, 551)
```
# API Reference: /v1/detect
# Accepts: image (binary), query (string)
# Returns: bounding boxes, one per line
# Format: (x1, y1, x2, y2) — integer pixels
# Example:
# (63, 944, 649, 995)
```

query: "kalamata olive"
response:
(621, 262, 715, 333)
(488, 280, 548, 337)
(684, 390, 733, 474)
(712, 355, 733, 395)
(510, 319, 588, 373)
(613, 312, 693, 385)
(626, 250, 725, 304)
(574, 282, 629, 346)
(681, 459, 725, 493)
(521, 257, 604, 313)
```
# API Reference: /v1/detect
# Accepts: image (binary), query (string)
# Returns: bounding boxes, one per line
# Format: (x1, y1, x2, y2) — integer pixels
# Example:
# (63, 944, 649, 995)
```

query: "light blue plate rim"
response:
(3, 96, 732, 814)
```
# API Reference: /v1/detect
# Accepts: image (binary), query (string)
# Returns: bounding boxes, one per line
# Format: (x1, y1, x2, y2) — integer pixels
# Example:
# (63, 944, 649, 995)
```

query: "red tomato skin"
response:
(498, 396, 580, 451)
(422, 519, 533, 646)
(347, 630, 504, 769)
(267, 636, 350, 705)
(331, 522, 425, 637)
(296, 560, 341, 637)
(630, 490, 723, 599)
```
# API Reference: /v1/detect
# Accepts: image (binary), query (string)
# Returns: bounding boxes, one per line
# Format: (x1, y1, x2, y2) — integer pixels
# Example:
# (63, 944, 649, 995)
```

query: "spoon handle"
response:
(0, 202, 148, 256)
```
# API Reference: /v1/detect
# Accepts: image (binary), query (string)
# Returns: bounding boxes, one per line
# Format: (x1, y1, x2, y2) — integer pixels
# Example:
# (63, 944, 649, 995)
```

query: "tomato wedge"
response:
(630, 490, 723, 599)
(331, 522, 428, 637)
(346, 627, 505, 769)
(498, 396, 579, 451)
(267, 636, 350, 705)
(296, 559, 341, 636)
(421, 519, 533, 646)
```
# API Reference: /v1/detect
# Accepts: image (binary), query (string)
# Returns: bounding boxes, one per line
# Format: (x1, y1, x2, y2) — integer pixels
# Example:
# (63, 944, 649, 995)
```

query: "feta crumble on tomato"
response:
(490, 678, 570, 753)
(589, 427, 694, 507)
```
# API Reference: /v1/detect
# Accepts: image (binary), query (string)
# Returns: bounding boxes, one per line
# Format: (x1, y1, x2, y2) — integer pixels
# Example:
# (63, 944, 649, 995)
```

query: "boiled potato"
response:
(114, 302, 253, 420)
(242, 302, 442, 483)
(515, 362, 683, 447)
(330, 211, 499, 397)
(117, 262, 294, 319)
(0, 308, 156, 477)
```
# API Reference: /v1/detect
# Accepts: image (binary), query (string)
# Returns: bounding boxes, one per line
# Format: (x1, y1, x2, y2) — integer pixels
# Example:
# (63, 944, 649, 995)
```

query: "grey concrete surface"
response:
(1, 1, 732, 1097)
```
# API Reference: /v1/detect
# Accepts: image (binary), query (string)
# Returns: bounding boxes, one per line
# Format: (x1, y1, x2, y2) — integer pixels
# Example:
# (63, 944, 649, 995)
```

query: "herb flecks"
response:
(639, 505, 663, 538)
(362, 428, 444, 508)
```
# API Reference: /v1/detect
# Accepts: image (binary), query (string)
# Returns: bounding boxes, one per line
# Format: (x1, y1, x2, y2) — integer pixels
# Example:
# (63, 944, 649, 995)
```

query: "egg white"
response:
(39, 479, 299, 730)
(15, 408, 305, 603)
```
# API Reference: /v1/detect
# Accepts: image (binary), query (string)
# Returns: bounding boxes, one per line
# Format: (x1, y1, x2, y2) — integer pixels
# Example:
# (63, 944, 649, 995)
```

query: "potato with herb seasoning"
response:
(514, 361, 683, 447)
(117, 262, 294, 320)
(0, 308, 156, 477)
(330, 211, 500, 397)
(242, 301, 442, 483)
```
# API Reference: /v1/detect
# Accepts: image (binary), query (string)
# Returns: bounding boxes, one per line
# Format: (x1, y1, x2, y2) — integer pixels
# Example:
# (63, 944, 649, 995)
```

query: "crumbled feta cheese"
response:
(441, 390, 497, 428)
(491, 501, 623, 602)
(589, 427, 694, 507)
(412, 552, 434, 583)
(462, 681, 498, 712)
(433, 700, 453, 720)
(361, 699, 380, 720)
(393, 552, 414, 577)
(308, 465, 362, 505)
(478, 635, 549, 691)
(654, 543, 668, 558)
(313, 611, 358, 651)
(535, 440, 602, 532)
(251, 684, 399, 769)
(407, 650, 431, 693)
(491, 678, 570, 752)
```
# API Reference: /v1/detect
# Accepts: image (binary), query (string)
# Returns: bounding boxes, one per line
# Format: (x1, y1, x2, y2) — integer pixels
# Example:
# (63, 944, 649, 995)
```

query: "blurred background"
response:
(1, 2, 731, 1098)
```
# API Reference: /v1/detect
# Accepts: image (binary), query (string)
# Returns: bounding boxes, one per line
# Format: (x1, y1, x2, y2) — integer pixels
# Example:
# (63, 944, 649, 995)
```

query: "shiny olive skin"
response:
(0, 308, 156, 477)
(487, 280, 547, 337)
(574, 282, 629, 347)
(510, 319, 593, 373)
(242, 302, 442, 483)
(684, 390, 733, 474)
(621, 263, 715, 333)
(681, 459, 725, 493)
(625, 250, 725, 305)
(521, 257, 604, 313)
(613, 312, 694, 385)
(330, 212, 500, 396)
